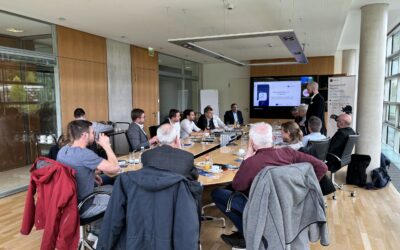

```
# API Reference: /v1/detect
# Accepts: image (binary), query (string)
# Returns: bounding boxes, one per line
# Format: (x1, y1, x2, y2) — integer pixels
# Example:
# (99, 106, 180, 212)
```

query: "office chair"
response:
(326, 134, 359, 199)
(305, 138, 336, 197)
(149, 125, 158, 138)
(307, 138, 331, 161)
(78, 191, 111, 250)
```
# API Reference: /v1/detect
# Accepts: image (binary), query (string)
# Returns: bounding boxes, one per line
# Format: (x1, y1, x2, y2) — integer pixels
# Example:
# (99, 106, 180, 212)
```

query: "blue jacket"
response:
(97, 167, 201, 250)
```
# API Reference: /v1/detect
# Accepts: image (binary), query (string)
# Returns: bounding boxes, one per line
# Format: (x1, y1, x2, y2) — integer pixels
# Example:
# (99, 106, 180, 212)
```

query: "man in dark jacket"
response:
(141, 123, 198, 180)
(127, 108, 158, 152)
(197, 106, 225, 131)
(306, 82, 326, 135)
(224, 103, 244, 125)
(328, 113, 356, 157)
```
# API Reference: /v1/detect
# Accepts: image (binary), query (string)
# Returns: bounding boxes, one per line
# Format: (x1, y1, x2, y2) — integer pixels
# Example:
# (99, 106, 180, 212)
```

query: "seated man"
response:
(212, 122, 328, 248)
(74, 108, 113, 135)
(56, 120, 120, 228)
(297, 104, 308, 135)
(74, 108, 112, 159)
(141, 123, 198, 181)
(328, 113, 356, 157)
(180, 109, 203, 139)
(127, 108, 158, 151)
(291, 106, 301, 124)
(161, 109, 181, 137)
(302, 116, 326, 146)
(197, 106, 225, 130)
(224, 103, 244, 125)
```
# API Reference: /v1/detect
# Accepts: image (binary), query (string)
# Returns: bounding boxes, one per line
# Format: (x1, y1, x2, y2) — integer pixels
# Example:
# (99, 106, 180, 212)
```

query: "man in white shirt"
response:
(180, 109, 203, 139)
(161, 109, 181, 137)
(302, 116, 326, 146)
(197, 106, 225, 130)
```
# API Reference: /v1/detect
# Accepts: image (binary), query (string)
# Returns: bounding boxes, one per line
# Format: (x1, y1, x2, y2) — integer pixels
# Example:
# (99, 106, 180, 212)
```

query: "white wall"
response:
(203, 63, 250, 123)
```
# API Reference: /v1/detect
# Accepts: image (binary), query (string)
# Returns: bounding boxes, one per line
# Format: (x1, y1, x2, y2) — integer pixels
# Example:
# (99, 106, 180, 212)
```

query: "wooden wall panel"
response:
(132, 46, 158, 71)
(59, 58, 108, 130)
(250, 56, 334, 77)
(57, 26, 107, 63)
(131, 46, 159, 129)
(56, 26, 108, 131)
(0, 35, 19, 48)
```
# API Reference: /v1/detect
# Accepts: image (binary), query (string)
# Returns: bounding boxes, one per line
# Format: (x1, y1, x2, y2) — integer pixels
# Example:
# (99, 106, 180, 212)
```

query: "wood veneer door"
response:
(132, 68, 159, 130)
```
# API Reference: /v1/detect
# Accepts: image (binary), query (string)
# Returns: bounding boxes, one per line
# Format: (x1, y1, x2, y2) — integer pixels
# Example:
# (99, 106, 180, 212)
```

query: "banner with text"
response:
(327, 76, 357, 137)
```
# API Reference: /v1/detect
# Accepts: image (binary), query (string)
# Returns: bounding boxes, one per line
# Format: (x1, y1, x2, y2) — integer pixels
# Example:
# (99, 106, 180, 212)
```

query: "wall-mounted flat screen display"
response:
(250, 76, 316, 119)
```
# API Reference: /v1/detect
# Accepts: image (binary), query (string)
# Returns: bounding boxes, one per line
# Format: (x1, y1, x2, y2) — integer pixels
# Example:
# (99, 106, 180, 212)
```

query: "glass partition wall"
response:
(158, 53, 201, 121)
(0, 11, 57, 197)
(383, 24, 400, 153)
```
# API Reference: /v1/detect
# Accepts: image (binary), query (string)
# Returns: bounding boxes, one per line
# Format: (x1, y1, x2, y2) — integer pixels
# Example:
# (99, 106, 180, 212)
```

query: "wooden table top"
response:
(195, 143, 243, 186)
(118, 130, 248, 186)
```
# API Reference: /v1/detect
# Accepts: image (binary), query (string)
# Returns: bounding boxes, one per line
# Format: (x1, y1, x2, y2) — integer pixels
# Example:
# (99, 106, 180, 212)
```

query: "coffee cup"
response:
(238, 148, 246, 156)
(47, 135, 54, 144)
(39, 135, 46, 143)
(211, 165, 221, 173)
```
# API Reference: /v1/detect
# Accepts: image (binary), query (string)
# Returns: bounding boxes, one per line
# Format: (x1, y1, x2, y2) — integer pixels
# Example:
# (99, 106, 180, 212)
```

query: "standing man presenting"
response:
(306, 82, 326, 135)
(224, 103, 244, 126)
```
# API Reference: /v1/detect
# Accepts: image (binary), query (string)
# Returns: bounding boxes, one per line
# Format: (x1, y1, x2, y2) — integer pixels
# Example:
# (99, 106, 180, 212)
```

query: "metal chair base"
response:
(201, 202, 226, 228)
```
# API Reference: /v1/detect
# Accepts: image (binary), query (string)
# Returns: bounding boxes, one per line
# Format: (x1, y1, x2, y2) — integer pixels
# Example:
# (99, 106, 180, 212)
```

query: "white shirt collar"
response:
(310, 93, 317, 100)
(135, 122, 144, 130)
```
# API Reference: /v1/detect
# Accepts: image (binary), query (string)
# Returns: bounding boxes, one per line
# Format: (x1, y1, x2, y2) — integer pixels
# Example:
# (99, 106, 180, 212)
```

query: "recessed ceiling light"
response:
(267, 43, 273, 47)
(58, 17, 66, 21)
(6, 28, 24, 33)
(185, 66, 191, 69)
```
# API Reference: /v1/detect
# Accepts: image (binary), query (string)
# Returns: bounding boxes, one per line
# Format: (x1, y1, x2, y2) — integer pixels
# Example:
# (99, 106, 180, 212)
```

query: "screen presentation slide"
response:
(253, 81, 301, 107)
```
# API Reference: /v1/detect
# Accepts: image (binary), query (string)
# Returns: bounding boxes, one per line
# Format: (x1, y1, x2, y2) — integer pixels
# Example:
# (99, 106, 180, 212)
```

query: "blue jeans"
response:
(211, 188, 248, 233)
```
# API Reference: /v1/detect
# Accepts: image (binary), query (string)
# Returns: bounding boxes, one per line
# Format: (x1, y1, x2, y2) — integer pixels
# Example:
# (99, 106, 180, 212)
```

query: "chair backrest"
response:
(340, 134, 359, 166)
(112, 122, 130, 155)
(125, 132, 133, 153)
(307, 138, 331, 161)
(149, 125, 158, 138)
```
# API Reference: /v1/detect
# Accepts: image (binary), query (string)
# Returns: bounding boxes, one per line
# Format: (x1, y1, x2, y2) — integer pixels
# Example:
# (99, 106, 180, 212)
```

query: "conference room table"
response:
(118, 134, 247, 186)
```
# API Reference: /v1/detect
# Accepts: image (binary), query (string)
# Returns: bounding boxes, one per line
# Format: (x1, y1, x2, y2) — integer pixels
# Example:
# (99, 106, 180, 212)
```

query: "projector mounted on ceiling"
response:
(168, 30, 308, 66)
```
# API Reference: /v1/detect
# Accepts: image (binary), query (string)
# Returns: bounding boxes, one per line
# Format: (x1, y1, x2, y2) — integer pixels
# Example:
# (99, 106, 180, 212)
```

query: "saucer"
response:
(209, 167, 223, 174)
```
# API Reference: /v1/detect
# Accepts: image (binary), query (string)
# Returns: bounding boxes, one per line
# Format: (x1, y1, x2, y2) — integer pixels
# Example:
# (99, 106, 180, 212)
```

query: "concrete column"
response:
(356, 3, 388, 174)
(342, 49, 358, 76)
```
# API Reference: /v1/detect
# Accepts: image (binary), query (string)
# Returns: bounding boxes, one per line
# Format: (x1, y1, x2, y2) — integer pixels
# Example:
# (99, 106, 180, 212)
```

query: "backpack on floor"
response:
(371, 154, 391, 188)
(346, 154, 370, 187)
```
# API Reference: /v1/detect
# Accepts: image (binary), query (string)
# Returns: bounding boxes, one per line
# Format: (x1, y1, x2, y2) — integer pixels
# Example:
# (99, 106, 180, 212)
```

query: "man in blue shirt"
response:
(302, 116, 326, 146)
(57, 120, 120, 219)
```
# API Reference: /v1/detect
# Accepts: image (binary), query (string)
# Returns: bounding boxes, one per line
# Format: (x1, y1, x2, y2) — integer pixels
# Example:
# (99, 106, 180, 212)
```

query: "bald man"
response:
(328, 114, 356, 156)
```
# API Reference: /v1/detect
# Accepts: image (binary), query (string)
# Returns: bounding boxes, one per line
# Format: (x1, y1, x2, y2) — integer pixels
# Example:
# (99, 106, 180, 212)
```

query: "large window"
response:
(0, 11, 57, 197)
(383, 25, 400, 153)
(158, 54, 201, 121)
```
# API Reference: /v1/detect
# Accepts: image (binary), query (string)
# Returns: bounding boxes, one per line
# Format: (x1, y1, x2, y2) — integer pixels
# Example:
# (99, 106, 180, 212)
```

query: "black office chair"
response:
(78, 191, 111, 250)
(112, 122, 130, 155)
(307, 138, 331, 162)
(326, 134, 359, 199)
(149, 125, 158, 138)
(300, 138, 336, 197)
